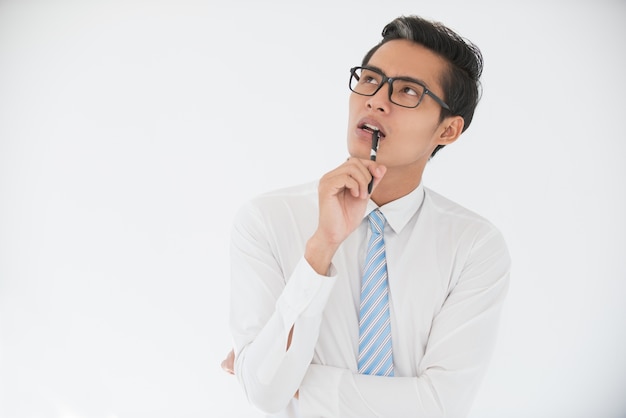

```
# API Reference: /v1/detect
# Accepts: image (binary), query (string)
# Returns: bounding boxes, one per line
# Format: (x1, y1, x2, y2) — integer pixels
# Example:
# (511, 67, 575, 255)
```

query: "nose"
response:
(365, 81, 392, 113)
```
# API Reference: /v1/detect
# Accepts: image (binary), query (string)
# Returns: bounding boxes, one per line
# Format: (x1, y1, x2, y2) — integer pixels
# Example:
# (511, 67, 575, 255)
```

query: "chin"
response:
(347, 138, 367, 159)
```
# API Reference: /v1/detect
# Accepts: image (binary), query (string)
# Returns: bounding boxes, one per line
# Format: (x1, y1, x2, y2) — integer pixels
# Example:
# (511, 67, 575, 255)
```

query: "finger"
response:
(322, 159, 372, 199)
(221, 350, 235, 375)
(364, 161, 387, 193)
(344, 157, 374, 182)
(321, 167, 364, 199)
(326, 172, 361, 198)
(341, 161, 373, 197)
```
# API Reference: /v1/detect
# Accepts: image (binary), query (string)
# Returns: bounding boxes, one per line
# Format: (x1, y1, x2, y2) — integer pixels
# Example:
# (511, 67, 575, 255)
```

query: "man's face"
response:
(347, 39, 451, 174)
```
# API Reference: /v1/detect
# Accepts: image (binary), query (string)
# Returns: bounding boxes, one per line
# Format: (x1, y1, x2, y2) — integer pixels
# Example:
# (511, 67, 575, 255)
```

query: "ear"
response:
(437, 115, 464, 146)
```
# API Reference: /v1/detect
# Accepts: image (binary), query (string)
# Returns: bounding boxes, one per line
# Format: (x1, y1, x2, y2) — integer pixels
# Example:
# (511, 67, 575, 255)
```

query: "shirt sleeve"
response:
(298, 227, 511, 418)
(229, 201, 336, 415)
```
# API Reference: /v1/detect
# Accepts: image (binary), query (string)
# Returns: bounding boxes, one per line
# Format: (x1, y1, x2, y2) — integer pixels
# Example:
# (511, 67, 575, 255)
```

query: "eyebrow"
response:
(365, 64, 432, 89)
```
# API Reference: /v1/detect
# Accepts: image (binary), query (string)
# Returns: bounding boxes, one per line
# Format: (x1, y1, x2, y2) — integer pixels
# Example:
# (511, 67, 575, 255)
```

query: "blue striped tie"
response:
(358, 209, 394, 376)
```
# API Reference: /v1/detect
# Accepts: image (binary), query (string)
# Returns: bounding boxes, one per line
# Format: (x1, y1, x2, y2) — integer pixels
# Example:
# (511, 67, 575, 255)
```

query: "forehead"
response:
(367, 39, 448, 90)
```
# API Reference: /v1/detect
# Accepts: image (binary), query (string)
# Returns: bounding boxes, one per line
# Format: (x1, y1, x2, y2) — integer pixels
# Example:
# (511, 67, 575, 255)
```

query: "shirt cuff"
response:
(276, 257, 337, 330)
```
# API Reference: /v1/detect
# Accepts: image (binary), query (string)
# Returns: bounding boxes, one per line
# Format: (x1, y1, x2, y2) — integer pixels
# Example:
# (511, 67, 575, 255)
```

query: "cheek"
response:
(396, 122, 432, 144)
(388, 123, 439, 158)
(348, 94, 362, 119)
(400, 111, 441, 140)
(347, 96, 366, 135)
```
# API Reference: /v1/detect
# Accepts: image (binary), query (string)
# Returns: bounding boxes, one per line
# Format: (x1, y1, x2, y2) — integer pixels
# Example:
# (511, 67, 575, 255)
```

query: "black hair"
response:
(362, 15, 484, 157)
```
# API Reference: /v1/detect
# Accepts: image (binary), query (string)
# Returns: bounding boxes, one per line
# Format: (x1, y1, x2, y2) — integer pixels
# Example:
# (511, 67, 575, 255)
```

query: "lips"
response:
(357, 118, 386, 138)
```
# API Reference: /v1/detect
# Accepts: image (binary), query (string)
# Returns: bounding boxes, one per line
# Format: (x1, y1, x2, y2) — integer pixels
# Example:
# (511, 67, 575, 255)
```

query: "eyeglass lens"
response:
(350, 67, 425, 108)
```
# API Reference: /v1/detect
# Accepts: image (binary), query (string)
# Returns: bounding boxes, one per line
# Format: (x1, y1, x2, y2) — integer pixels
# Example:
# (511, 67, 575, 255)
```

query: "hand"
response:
(318, 157, 386, 242)
(221, 346, 299, 399)
(306, 158, 385, 274)
(221, 349, 235, 375)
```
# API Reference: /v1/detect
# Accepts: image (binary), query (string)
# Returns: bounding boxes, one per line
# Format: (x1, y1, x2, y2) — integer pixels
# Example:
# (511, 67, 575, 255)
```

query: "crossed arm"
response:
(223, 158, 510, 416)
(223, 229, 510, 416)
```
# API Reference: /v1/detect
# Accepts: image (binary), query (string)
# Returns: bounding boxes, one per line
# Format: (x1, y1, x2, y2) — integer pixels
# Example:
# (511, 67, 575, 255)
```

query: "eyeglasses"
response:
(349, 66, 450, 110)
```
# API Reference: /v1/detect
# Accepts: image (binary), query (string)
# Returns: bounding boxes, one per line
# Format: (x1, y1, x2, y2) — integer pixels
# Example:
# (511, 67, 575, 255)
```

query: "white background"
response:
(1, 0, 625, 417)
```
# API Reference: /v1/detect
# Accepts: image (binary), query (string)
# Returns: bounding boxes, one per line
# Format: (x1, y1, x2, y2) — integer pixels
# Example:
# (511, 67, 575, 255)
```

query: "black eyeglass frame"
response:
(349, 66, 451, 111)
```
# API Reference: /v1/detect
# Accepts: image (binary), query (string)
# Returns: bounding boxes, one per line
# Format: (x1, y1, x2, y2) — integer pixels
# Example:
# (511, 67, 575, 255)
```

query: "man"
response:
(223, 15, 510, 417)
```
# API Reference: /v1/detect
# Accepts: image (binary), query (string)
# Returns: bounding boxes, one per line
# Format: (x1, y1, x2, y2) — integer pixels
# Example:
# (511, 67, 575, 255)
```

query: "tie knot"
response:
(368, 209, 386, 235)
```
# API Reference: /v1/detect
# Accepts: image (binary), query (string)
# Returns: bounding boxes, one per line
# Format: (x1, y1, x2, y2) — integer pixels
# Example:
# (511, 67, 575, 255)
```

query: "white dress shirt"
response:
(229, 181, 510, 417)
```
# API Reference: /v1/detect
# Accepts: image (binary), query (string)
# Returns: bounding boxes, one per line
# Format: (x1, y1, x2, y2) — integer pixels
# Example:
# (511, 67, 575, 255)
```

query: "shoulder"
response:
(423, 187, 491, 223)
(233, 180, 319, 226)
(254, 180, 319, 202)
(422, 186, 508, 246)
(246, 180, 318, 211)
(423, 187, 511, 276)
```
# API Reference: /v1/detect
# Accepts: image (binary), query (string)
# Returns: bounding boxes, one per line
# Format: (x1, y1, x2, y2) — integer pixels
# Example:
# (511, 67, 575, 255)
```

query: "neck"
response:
(371, 166, 423, 206)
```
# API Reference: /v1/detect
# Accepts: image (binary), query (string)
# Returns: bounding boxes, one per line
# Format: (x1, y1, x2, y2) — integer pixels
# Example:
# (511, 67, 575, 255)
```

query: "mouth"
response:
(359, 122, 386, 138)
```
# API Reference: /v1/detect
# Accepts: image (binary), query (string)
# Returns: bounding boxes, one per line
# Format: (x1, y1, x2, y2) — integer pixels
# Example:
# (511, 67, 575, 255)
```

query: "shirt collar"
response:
(365, 182, 425, 234)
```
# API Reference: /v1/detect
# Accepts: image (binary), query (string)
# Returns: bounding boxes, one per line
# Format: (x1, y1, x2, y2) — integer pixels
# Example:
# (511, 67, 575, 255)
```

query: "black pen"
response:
(367, 130, 380, 194)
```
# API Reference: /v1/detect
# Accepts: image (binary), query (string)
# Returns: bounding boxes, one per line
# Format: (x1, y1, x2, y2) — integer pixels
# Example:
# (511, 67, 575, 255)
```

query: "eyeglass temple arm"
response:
(425, 90, 450, 111)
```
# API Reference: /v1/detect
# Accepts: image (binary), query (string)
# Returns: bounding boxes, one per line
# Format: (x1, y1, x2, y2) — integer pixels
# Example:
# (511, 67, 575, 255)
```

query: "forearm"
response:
(236, 311, 324, 413)
(299, 230, 511, 417)
(232, 257, 337, 414)
(299, 365, 458, 417)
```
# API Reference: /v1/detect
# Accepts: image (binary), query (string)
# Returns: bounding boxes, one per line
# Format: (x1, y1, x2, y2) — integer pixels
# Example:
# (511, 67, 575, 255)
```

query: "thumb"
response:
(373, 163, 387, 179)
(371, 164, 387, 190)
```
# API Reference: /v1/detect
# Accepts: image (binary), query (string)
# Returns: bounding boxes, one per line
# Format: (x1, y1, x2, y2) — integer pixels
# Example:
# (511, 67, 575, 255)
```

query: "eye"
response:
(359, 70, 381, 85)
(363, 76, 378, 84)
(398, 84, 419, 96)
